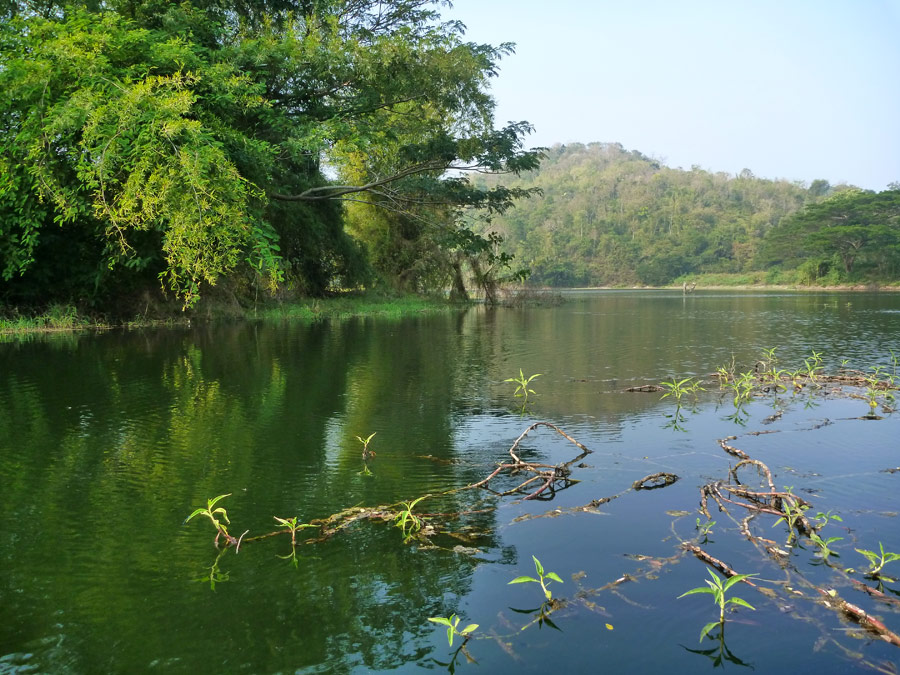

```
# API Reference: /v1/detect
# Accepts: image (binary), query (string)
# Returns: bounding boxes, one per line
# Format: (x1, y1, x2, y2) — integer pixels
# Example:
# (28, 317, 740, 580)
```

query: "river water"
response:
(1, 291, 898, 673)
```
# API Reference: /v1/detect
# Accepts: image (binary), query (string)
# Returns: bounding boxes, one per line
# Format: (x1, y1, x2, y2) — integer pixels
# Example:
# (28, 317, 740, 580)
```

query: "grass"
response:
(672, 271, 900, 290)
(255, 293, 452, 322)
(0, 304, 95, 335)
(1, 292, 459, 337)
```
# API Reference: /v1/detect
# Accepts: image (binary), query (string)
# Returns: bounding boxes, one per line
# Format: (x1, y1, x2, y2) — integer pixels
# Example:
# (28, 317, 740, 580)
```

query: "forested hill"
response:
(475, 142, 851, 286)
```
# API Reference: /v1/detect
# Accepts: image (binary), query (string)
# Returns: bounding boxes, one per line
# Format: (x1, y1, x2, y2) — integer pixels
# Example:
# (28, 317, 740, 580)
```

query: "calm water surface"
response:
(1, 291, 899, 673)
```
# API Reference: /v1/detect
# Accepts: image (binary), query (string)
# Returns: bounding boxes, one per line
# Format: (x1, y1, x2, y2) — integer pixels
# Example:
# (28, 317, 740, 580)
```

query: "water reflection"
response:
(1, 291, 899, 673)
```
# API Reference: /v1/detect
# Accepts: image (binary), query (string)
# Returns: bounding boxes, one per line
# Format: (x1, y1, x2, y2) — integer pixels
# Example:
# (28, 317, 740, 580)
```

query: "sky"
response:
(447, 0, 900, 190)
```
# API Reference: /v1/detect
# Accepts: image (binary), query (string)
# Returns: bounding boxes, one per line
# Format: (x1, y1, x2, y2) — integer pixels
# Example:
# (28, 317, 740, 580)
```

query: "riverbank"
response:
(0, 293, 460, 336)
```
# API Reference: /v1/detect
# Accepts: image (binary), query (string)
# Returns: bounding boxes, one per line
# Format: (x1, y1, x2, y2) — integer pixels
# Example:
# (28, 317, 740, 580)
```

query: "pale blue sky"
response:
(448, 0, 900, 190)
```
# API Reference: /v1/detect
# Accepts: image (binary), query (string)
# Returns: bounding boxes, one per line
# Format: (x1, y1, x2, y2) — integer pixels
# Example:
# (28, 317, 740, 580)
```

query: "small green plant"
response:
(772, 487, 809, 544)
(855, 542, 900, 578)
(273, 516, 318, 546)
(394, 495, 428, 540)
(812, 510, 843, 529)
(696, 517, 715, 540)
(802, 350, 824, 382)
(863, 372, 883, 415)
(508, 555, 563, 601)
(505, 369, 541, 401)
(809, 532, 842, 561)
(356, 432, 377, 459)
(678, 569, 757, 641)
(722, 370, 756, 407)
(427, 614, 478, 647)
(184, 493, 236, 546)
(659, 377, 704, 405)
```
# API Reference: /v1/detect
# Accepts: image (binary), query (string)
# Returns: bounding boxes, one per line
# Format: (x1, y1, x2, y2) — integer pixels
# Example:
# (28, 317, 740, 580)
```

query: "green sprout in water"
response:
(273, 516, 318, 546)
(809, 532, 843, 562)
(427, 614, 478, 647)
(678, 569, 757, 642)
(855, 542, 900, 579)
(812, 510, 843, 529)
(184, 493, 246, 548)
(505, 369, 541, 401)
(508, 555, 563, 601)
(356, 432, 377, 459)
(696, 517, 715, 542)
(772, 487, 810, 544)
(659, 376, 704, 404)
(394, 495, 428, 541)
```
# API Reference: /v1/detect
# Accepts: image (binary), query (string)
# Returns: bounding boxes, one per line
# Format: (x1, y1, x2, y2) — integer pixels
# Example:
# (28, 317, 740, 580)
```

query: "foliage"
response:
(471, 142, 864, 287)
(184, 493, 232, 544)
(659, 377, 703, 404)
(393, 495, 428, 541)
(427, 614, 478, 647)
(508, 555, 563, 601)
(356, 432, 376, 459)
(762, 188, 900, 282)
(273, 516, 317, 546)
(678, 570, 757, 642)
(504, 369, 541, 401)
(855, 542, 900, 578)
(696, 518, 715, 541)
(772, 488, 809, 544)
(0, 0, 540, 309)
(809, 532, 842, 561)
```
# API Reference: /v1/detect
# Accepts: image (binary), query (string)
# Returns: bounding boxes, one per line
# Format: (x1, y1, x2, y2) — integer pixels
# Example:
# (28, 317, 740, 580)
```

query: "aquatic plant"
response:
(855, 542, 900, 578)
(509, 555, 563, 601)
(356, 432, 377, 459)
(772, 487, 809, 544)
(659, 376, 703, 404)
(184, 493, 236, 546)
(678, 570, 757, 642)
(809, 532, 842, 561)
(394, 495, 428, 540)
(696, 518, 715, 541)
(427, 614, 479, 647)
(812, 510, 842, 529)
(273, 516, 318, 546)
(505, 369, 541, 401)
(803, 350, 824, 383)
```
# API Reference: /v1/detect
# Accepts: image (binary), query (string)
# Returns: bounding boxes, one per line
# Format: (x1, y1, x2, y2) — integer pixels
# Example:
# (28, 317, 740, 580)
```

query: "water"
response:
(1, 291, 899, 673)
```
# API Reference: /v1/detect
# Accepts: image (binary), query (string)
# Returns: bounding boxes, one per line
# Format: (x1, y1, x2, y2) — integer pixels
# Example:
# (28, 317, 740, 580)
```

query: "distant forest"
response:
(475, 142, 900, 287)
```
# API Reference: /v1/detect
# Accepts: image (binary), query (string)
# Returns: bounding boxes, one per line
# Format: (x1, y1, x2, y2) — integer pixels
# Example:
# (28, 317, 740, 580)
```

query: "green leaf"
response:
(183, 508, 205, 523)
(208, 493, 231, 507)
(678, 586, 716, 598)
(699, 621, 720, 642)
(427, 617, 452, 627)
(727, 597, 756, 611)
(509, 576, 539, 584)
(722, 573, 757, 593)
(460, 624, 478, 635)
(532, 556, 544, 576)
(544, 572, 563, 584)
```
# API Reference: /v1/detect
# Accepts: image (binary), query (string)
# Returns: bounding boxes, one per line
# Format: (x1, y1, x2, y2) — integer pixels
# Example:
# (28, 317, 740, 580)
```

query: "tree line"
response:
(475, 142, 900, 287)
(0, 0, 538, 313)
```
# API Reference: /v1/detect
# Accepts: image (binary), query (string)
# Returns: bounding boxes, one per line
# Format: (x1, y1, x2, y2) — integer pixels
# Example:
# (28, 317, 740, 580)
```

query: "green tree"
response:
(0, 0, 540, 309)
(763, 189, 900, 278)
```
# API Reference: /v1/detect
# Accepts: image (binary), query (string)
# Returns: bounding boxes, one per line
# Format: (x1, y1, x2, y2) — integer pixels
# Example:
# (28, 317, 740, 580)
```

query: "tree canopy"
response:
(473, 143, 896, 287)
(0, 0, 540, 309)
(762, 188, 900, 282)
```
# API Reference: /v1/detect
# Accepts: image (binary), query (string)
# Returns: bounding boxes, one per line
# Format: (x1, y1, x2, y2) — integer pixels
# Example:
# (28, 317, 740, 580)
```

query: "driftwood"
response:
(682, 543, 757, 587)
(624, 384, 665, 393)
(817, 589, 900, 647)
(633, 472, 679, 490)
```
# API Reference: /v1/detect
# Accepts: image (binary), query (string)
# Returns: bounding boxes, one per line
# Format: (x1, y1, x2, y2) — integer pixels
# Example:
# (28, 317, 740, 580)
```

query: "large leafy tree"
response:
(0, 0, 540, 307)
(763, 188, 900, 278)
